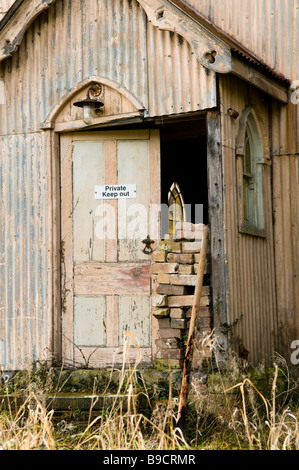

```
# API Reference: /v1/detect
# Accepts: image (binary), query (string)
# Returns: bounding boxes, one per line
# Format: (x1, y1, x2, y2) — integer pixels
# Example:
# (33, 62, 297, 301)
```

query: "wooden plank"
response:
(104, 140, 118, 262)
(138, 0, 232, 73)
(207, 110, 228, 356)
(186, 307, 211, 318)
(182, 242, 203, 252)
(177, 225, 209, 431)
(178, 265, 194, 275)
(169, 274, 197, 286)
(54, 114, 145, 133)
(46, 131, 61, 361)
(168, 295, 210, 307)
(74, 296, 106, 347)
(149, 130, 161, 360)
(156, 273, 171, 284)
(167, 253, 194, 264)
(60, 134, 75, 364)
(118, 139, 150, 262)
(74, 262, 150, 295)
(119, 296, 151, 348)
(170, 276, 210, 294)
(231, 56, 288, 104)
(156, 284, 188, 296)
(71, 130, 150, 141)
(149, 130, 161, 244)
(151, 263, 179, 274)
(73, 140, 105, 262)
(152, 251, 167, 262)
(106, 295, 119, 347)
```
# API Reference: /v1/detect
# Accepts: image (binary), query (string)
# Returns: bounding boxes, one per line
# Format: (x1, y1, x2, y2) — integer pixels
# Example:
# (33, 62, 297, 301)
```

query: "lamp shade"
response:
(73, 97, 104, 125)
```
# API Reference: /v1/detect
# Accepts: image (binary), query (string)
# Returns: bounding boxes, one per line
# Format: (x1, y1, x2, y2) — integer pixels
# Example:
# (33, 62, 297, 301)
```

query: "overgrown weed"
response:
(1, 331, 299, 450)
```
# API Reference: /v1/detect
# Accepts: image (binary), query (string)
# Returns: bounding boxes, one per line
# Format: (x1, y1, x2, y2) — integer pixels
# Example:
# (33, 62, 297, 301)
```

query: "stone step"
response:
(0, 393, 130, 412)
(45, 393, 129, 411)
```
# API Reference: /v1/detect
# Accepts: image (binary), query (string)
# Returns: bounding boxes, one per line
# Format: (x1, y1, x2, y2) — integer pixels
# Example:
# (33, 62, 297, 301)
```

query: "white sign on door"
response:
(95, 184, 137, 200)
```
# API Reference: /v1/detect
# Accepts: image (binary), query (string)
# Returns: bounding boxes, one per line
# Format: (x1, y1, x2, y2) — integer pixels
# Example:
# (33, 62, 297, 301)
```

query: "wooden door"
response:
(61, 130, 160, 367)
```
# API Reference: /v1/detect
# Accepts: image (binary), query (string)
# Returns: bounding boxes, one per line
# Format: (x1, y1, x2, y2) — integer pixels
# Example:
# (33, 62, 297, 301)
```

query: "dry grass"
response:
(223, 363, 299, 450)
(1, 332, 299, 450)
(0, 393, 56, 450)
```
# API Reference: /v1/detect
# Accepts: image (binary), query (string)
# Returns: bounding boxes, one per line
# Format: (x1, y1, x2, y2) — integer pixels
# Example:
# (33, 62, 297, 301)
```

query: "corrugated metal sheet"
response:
(0, 0, 297, 369)
(1, 0, 298, 80)
(180, 0, 299, 362)
(0, 0, 216, 369)
(272, 154, 299, 357)
(0, 0, 149, 133)
(0, 132, 48, 370)
(271, 93, 299, 358)
(0, 0, 215, 134)
(220, 74, 278, 365)
(147, 22, 216, 116)
(182, 0, 299, 81)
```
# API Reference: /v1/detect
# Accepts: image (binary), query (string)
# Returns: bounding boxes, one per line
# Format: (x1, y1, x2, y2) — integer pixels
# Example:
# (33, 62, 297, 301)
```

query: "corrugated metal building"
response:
(0, 0, 297, 369)
(179, 0, 299, 362)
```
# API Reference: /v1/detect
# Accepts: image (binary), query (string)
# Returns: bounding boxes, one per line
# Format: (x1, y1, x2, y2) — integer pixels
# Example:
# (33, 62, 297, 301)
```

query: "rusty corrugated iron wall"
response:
(147, 23, 216, 116)
(219, 74, 278, 364)
(0, 133, 48, 369)
(0, 0, 216, 370)
(1, 0, 298, 80)
(182, 0, 299, 360)
(0, 0, 216, 132)
(183, 0, 299, 81)
(271, 99, 299, 358)
(0, 0, 298, 368)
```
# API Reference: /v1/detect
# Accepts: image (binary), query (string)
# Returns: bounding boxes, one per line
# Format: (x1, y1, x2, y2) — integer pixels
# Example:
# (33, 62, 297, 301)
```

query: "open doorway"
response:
(159, 118, 208, 238)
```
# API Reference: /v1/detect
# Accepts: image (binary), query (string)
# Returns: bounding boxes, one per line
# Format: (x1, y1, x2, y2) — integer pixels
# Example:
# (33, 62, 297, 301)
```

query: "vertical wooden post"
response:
(206, 109, 228, 360)
(176, 225, 210, 431)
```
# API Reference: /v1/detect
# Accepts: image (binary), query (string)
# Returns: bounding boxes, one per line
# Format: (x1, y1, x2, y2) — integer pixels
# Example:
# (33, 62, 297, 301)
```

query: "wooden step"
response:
(168, 295, 210, 308)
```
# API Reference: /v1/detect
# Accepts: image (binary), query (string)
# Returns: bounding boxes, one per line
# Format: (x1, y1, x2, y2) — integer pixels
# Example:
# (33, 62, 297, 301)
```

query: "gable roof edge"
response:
(169, 0, 291, 86)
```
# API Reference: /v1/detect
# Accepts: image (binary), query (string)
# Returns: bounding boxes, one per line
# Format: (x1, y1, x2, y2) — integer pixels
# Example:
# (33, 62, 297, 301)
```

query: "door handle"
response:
(142, 235, 155, 254)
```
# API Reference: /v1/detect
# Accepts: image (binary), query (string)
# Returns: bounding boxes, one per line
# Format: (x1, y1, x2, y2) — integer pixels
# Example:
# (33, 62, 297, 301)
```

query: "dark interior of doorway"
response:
(86, 116, 209, 232)
(159, 118, 208, 237)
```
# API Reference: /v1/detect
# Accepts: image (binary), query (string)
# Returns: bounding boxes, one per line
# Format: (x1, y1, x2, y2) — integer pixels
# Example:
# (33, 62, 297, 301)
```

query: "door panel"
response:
(74, 263, 150, 296)
(119, 295, 151, 347)
(74, 296, 106, 347)
(73, 141, 105, 262)
(118, 140, 150, 262)
(61, 130, 160, 367)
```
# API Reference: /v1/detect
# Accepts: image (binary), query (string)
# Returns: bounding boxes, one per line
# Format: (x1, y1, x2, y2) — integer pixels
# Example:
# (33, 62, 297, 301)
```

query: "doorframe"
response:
(41, 77, 148, 367)
(206, 110, 229, 359)
(45, 110, 228, 367)
(44, 129, 63, 366)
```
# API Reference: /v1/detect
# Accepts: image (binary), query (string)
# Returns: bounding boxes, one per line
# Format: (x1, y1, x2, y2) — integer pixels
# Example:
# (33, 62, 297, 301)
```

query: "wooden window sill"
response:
(239, 222, 267, 238)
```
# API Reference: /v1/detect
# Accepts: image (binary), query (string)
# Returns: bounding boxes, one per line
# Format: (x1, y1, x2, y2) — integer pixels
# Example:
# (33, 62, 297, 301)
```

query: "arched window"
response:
(237, 111, 266, 236)
(168, 182, 186, 237)
(243, 127, 256, 225)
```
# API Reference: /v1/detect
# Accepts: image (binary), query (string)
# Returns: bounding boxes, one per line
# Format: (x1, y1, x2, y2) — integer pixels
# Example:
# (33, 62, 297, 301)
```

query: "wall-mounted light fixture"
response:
(73, 84, 104, 125)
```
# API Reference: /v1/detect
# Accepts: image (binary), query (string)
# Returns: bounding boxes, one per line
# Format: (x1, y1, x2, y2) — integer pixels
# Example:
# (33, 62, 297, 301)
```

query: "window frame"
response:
(236, 110, 267, 238)
(168, 182, 186, 237)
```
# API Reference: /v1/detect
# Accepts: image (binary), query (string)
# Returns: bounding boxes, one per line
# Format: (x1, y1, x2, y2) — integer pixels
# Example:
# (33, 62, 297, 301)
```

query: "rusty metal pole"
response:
(176, 225, 210, 432)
